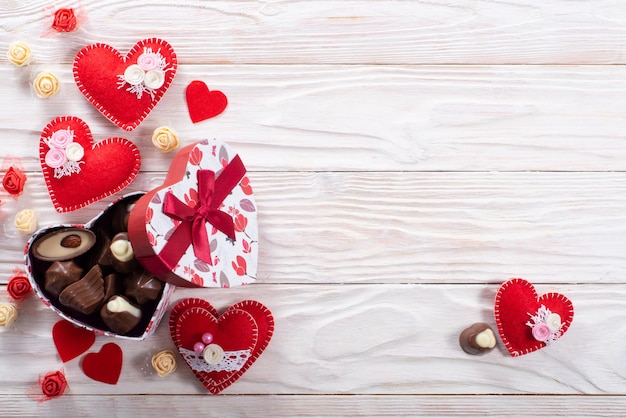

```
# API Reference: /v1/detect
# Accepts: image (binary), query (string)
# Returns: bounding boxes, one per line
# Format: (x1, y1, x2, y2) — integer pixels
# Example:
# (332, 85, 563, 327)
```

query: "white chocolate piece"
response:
(110, 240, 134, 262)
(107, 296, 141, 318)
(475, 328, 496, 349)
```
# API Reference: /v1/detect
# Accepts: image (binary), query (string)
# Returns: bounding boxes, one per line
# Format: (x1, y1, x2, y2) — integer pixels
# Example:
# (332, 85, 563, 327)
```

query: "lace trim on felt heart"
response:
(43, 127, 85, 179)
(117, 47, 172, 100)
(178, 347, 250, 373)
(526, 304, 563, 344)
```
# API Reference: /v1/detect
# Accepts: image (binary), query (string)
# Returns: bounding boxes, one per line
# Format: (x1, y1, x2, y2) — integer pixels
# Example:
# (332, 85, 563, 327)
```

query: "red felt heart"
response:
(73, 38, 177, 131)
(81, 343, 123, 384)
(185, 80, 228, 123)
(40, 116, 140, 212)
(494, 278, 574, 357)
(169, 298, 274, 394)
(52, 320, 96, 363)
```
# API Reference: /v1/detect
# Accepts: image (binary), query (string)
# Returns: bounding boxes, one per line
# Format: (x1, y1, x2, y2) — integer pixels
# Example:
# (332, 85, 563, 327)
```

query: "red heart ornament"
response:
(185, 80, 228, 123)
(494, 278, 574, 357)
(52, 320, 96, 362)
(73, 38, 177, 131)
(169, 298, 274, 394)
(81, 343, 123, 384)
(40, 116, 140, 212)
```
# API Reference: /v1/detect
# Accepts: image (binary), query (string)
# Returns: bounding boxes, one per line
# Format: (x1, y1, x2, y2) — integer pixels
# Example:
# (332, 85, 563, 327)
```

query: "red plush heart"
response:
(494, 278, 574, 357)
(81, 343, 123, 384)
(73, 38, 177, 131)
(185, 80, 228, 123)
(169, 298, 274, 394)
(40, 116, 140, 212)
(52, 320, 96, 363)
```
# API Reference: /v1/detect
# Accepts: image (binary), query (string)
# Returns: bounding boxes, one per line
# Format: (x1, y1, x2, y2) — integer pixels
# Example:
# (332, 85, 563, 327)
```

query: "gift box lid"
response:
(128, 138, 258, 288)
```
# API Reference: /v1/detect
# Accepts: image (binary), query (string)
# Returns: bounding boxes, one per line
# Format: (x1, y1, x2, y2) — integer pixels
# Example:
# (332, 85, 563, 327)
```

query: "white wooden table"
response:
(2, 1, 626, 416)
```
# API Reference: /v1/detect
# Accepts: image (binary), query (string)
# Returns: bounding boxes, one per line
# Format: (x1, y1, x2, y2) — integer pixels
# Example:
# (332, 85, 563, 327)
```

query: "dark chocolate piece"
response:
(91, 229, 113, 269)
(124, 272, 164, 304)
(103, 273, 123, 303)
(109, 232, 139, 274)
(32, 228, 96, 262)
(100, 295, 142, 334)
(112, 201, 136, 233)
(58, 265, 104, 315)
(459, 322, 497, 355)
(44, 260, 84, 298)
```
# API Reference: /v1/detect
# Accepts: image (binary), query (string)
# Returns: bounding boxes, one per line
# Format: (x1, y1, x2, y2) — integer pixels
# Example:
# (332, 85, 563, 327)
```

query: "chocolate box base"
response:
(26, 193, 174, 341)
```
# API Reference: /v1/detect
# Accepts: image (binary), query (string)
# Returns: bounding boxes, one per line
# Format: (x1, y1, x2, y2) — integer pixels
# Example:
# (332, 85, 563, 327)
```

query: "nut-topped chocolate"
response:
(58, 265, 104, 315)
(44, 260, 84, 298)
(459, 322, 497, 355)
(100, 295, 142, 334)
(32, 228, 96, 262)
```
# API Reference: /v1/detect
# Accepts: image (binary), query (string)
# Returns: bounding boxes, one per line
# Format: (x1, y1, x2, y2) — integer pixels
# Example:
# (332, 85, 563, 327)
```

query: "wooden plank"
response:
(1, 283, 625, 396)
(1, 394, 626, 417)
(2, 171, 625, 285)
(3, 1, 626, 65)
(3, 65, 626, 172)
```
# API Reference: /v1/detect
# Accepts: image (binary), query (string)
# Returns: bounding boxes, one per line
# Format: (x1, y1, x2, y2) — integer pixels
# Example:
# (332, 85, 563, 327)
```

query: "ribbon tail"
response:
(192, 217, 213, 264)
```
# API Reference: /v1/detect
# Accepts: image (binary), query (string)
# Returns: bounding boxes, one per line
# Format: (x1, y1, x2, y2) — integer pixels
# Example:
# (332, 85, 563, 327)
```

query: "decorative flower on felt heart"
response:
(14, 209, 37, 235)
(152, 126, 179, 153)
(40, 370, 68, 399)
(43, 127, 85, 179)
(7, 275, 32, 300)
(151, 350, 177, 377)
(2, 166, 26, 195)
(117, 47, 169, 100)
(33, 71, 59, 98)
(7, 42, 31, 66)
(526, 305, 563, 344)
(0, 303, 18, 327)
(202, 344, 225, 365)
(51, 8, 77, 32)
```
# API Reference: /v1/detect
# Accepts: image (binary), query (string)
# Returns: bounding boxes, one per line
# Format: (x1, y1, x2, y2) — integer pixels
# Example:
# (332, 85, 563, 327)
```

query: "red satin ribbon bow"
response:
(160, 155, 246, 266)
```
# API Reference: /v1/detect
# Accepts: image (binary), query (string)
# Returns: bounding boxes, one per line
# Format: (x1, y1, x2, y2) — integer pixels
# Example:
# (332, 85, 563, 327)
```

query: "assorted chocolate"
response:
(29, 195, 166, 336)
(459, 322, 497, 355)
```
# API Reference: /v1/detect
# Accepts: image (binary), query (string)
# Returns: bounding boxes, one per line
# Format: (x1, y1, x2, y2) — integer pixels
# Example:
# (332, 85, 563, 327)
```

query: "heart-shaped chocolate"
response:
(73, 38, 177, 131)
(494, 278, 574, 356)
(185, 80, 228, 123)
(169, 298, 274, 394)
(40, 116, 140, 213)
(128, 139, 258, 288)
(25, 194, 174, 340)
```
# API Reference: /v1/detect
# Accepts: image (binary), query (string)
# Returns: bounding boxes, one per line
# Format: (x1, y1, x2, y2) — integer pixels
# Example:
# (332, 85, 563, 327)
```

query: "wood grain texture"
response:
(1, 171, 625, 285)
(1, 283, 626, 397)
(3, 0, 626, 65)
(3, 65, 626, 172)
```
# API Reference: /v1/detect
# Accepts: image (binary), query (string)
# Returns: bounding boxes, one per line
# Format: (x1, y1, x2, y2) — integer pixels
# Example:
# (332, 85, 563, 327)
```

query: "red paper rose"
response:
(2, 166, 26, 195)
(7, 275, 32, 300)
(41, 370, 67, 398)
(52, 8, 77, 32)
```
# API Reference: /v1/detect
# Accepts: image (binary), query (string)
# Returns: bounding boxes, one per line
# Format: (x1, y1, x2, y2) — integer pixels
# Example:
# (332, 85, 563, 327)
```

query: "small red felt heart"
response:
(494, 278, 574, 357)
(81, 343, 123, 384)
(185, 80, 228, 123)
(52, 320, 96, 363)
(169, 298, 273, 394)
(73, 38, 177, 131)
(40, 116, 140, 212)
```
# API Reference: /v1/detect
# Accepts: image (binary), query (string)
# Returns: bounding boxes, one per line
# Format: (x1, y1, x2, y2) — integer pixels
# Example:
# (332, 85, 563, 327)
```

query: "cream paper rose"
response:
(151, 350, 177, 377)
(0, 303, 18, 327)
(33, 71, 59, 98)
(202, 344, 224, 365)
(151, 126, 179, 153)
(14, 209, 37, 235)
(7, 42, 32, 67)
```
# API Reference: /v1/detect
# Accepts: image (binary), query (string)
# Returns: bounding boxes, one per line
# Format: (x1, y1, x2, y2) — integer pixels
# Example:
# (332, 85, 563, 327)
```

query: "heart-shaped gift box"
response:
(26, 139, 258, 340)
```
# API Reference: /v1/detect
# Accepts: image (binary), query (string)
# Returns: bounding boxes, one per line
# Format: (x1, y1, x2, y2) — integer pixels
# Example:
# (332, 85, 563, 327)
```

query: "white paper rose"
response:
(144, 70, 165, 89)
(65, 143, 84, 162)
(14, 209, 37, 235)
(7, 42, 32, 66)
(151, 126, 179, 153)
(0, 303, 18, 327)
(124, 64, 145, 85)
(33, 72, 59, 98)
(202, 344, 224, 365)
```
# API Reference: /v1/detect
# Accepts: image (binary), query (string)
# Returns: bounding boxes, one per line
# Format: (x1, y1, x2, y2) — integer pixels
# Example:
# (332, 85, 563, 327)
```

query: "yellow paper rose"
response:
(14, 209, 37, 235)
(0, 303, 18, 327)
(151, 126, 179, 153)
(151, 350, 177, 377)
(33, 71, 59, 98)
(7, 42, 32, 67)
